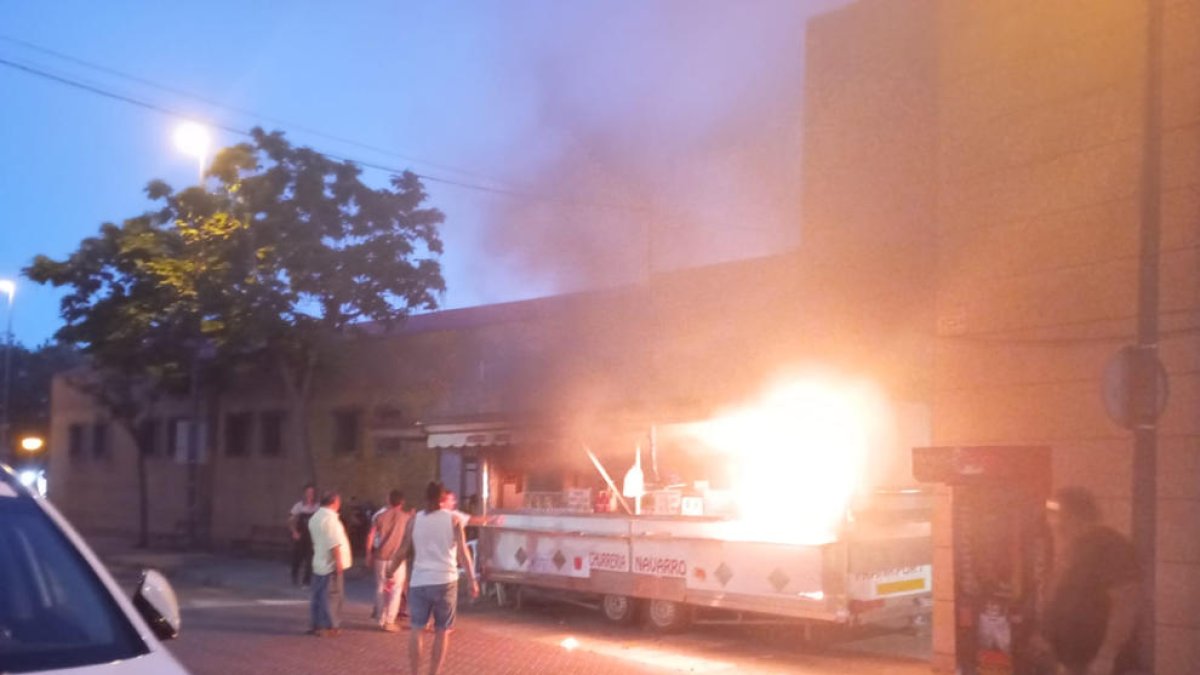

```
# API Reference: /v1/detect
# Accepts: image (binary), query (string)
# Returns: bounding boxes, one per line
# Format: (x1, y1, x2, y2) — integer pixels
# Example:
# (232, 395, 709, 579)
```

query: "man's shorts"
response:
(408, 583, 457, 631)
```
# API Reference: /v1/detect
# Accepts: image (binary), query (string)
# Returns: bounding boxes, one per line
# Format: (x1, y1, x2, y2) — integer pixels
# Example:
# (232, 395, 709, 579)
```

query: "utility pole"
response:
(0, 281, 14, 466)
(1132, 1, 1163, 672)
(186, 345, 201, 548)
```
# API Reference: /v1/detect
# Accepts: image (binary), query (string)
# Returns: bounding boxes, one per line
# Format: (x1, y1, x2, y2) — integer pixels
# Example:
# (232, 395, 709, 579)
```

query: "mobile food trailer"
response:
(472, 382, 934, 631)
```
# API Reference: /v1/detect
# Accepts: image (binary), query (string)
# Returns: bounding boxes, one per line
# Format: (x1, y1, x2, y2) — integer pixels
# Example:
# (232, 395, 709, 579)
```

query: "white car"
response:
(0, 465, 188, 674)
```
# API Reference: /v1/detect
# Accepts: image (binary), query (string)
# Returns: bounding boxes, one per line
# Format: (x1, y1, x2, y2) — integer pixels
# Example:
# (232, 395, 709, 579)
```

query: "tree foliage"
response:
(28, 127, 446, 486)
(4, 341, 83, 447)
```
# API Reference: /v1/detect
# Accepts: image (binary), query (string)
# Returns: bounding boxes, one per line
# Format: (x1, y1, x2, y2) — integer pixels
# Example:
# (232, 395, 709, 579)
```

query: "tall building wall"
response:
(802, 0, 940, 402)
(803, 0, 1200, 670)
(930, 1, 1200, 672)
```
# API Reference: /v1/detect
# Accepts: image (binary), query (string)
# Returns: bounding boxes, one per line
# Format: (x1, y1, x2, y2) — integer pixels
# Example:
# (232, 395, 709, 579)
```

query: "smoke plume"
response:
(478, 0, 846, 293)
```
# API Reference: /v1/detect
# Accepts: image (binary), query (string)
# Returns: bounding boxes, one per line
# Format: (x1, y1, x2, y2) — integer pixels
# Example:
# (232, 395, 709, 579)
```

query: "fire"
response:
(684, 376, 889, 545)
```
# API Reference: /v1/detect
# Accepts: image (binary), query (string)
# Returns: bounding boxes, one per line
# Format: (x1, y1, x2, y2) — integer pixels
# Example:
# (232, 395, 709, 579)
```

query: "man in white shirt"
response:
(393, 482, 478, 675)
(307, 491, 352, 637)
(288, 483, 318, 586)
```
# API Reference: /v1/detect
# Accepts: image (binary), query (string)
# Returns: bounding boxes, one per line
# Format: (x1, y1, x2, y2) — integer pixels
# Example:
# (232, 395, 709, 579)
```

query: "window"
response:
(167, 417, 184, 459)
(135, 418, 159, 457)
(260, 410, 285, 457)
(332, 409, 360, 455)
(224, 412, 253, 457)
(0, 497, 149, 670)
(91, 423, 109, 460)
(168, 418, 207, 464)
(68, 424, 85, 460)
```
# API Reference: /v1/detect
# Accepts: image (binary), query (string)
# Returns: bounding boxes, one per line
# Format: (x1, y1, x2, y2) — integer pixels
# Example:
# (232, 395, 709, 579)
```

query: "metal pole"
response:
(1, 293, 13, 464)
(1133, 1, 1162, 671)
(186, 348, 201, 547)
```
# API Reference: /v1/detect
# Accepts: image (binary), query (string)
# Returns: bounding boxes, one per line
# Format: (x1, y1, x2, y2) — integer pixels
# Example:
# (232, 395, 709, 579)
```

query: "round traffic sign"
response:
(1102, 345, 1168, 429)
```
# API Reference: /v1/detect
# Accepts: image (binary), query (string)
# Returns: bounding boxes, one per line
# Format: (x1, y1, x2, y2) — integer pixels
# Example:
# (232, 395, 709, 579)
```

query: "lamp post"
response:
(173, 121, 212, 184)
(172, 122, 213, 546)
(0, 279, 14, 464)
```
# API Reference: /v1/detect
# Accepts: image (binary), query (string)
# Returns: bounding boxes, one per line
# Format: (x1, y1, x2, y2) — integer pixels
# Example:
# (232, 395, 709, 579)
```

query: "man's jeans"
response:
(373, 559, 407, 626)
(291, 536, 313, 585)
(310, 572, 343, 630)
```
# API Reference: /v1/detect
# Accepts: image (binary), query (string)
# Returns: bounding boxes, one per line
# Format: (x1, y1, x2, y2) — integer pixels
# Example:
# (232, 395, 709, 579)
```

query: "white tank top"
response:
(409, 510, 459, 587)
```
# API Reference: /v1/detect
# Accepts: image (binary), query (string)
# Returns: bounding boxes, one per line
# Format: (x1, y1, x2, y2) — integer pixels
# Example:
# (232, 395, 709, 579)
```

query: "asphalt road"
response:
(157, 578, 932, 674)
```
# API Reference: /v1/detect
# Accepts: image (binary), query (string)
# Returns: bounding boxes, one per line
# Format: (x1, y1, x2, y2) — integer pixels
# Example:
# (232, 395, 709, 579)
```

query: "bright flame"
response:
(685, 376, 888, 545)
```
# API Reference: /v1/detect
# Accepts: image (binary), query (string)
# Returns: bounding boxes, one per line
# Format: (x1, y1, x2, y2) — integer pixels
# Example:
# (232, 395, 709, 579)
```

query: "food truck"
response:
(456, 378, 935, 631)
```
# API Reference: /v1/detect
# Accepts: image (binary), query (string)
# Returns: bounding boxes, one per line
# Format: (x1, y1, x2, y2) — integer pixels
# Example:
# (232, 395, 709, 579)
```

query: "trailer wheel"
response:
(601, 594, 638, 624)
(645, 599, 688, 632)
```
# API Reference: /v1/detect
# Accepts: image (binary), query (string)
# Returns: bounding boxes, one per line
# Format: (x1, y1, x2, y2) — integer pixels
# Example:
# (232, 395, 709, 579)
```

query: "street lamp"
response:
(20, 436, 44, 453)
(0, 279, 13, 463)
(0, 279, 13, 461)
(173, 121, 211, 184)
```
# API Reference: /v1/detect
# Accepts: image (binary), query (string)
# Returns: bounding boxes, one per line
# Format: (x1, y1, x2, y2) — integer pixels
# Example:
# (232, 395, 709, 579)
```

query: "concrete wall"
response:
(802, 0, 1200, 670)
(802, 0, 940, 403)
(929, 1, 1200, 672)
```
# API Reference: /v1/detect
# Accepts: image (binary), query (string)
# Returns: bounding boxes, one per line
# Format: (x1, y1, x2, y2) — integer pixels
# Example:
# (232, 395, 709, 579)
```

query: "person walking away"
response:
(367, 500, 389, 621)
(1040, 487, 1141, 675)
(288, 483, 319, 586)
(366, 489, 410, 631)
(307, 491, 351, 637)
(392, 482, 479, 675)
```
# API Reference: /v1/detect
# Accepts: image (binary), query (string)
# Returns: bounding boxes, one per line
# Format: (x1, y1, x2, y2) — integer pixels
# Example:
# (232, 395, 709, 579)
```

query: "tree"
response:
(203, 128, 445, 482)
(27, 210, 198, 547)
(29, 127, 445, 523)
(4, 341, 83, 464)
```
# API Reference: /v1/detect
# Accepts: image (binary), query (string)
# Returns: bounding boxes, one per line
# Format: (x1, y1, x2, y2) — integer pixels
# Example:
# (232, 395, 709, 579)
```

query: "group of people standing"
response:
(287, 481, 478, 675)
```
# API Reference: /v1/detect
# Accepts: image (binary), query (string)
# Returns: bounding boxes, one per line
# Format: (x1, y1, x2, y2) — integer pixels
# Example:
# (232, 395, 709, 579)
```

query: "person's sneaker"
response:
(381, 623, 399, 633)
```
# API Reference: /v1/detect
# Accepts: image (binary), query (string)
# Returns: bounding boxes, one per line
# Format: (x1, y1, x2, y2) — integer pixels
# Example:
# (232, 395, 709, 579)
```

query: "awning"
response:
(424, 422, 515, 449)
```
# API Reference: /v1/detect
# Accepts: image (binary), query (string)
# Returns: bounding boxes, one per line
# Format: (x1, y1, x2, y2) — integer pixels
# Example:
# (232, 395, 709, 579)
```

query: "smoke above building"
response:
(470, 0, 847, 295)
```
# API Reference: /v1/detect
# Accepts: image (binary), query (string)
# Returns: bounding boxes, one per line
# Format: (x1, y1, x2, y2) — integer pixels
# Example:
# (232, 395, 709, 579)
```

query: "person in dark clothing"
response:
(289, 483, 319, 586)
(1040, 487, 1141, 675)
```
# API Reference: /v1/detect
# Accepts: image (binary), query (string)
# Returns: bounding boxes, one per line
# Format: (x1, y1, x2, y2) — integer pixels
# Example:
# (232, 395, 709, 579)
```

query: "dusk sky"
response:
(0, 0, 844, 346)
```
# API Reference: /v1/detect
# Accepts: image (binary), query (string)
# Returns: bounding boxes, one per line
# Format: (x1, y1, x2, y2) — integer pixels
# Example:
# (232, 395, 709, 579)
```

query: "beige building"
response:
(47, 251, 926, 546)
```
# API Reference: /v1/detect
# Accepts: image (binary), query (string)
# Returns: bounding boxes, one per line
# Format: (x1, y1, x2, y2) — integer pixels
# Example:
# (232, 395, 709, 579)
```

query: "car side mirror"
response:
(133, 569, 181, 641)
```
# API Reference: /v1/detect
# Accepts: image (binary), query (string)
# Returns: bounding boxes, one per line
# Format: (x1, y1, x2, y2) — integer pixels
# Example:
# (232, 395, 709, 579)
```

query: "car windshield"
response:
(0, 494, 148, 673)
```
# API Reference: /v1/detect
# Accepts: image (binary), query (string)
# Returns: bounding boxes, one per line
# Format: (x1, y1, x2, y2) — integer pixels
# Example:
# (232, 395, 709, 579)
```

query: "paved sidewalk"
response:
(91, 535, 375, 603)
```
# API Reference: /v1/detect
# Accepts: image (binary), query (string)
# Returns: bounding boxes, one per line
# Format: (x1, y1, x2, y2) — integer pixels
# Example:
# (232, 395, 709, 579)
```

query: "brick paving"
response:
(96, 538, 930, 675)
(169, 602, 667, 675)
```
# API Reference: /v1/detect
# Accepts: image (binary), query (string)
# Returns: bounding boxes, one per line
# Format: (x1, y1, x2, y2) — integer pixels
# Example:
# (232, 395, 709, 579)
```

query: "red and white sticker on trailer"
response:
(630, 541, 689, 578)
(632, 555, 688, 578)
(588, 550, 630, 573)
